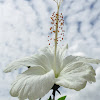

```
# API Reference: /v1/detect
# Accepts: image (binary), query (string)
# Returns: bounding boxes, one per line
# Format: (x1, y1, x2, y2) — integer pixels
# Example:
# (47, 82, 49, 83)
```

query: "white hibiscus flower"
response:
(4, 45, 100, 100)
(3, 0, 100, 100)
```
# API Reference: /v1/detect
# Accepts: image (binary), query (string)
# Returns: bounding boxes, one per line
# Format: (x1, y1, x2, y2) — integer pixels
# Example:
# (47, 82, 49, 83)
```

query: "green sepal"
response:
(58, 96, 67, 100)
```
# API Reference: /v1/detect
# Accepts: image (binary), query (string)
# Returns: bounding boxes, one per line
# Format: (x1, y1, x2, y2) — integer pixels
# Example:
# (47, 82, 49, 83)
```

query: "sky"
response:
(0, 0, 100, 100)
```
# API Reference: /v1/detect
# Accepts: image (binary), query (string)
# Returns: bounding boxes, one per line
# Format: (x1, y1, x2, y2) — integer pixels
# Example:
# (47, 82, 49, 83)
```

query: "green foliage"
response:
(58, 96, 67, 100)
(48, 95, 67, 100)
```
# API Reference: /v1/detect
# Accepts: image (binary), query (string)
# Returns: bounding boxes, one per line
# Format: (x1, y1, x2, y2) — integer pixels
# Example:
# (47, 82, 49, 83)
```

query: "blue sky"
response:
(0, 0, 100, 100)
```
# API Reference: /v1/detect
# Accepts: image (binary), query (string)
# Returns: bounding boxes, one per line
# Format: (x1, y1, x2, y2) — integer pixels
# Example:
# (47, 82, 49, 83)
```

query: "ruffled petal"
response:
(40, 45, 68, 74)
(3, 55, 37, 73)
(58, 44, 68, 58)
(55, 62, 96, 91)
(62, 55, 100, 69)
(40, 46, 63, 75)
(4, 45, 68, 73)
(4, 49, 54, 73)
(39, 47, 54, 70)
(10, 67, 55, 100)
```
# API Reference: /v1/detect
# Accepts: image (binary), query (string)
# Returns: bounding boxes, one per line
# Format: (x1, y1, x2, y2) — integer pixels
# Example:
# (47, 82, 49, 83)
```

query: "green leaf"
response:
(58, 96, 67, 100)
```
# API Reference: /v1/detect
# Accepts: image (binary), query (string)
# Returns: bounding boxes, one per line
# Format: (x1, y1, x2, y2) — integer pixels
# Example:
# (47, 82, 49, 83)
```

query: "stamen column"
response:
(54, 4, 59, 76)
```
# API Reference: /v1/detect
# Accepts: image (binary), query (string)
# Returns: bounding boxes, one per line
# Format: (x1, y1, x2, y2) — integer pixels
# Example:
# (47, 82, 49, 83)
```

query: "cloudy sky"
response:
(0, 0, 100, 100)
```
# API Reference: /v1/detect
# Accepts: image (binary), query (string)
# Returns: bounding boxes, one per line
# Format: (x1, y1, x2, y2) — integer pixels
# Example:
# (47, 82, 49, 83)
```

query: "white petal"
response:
(55, 44, 68, 64)
(4, 50, 53, 73)
(55, 62, 96, 91)
(40, 46, 63, 75)
(62, 55, 100, 69)
(39, 47, 54, 70)
(3, 55, 37, 73)
(10, 67, 55, 100)
(59, 44, 68, 57)
(75, 56, 100, 64)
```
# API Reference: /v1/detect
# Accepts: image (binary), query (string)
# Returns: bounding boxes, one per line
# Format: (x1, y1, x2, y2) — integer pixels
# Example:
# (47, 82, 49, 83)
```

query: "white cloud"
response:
(0, 0, 100, 100)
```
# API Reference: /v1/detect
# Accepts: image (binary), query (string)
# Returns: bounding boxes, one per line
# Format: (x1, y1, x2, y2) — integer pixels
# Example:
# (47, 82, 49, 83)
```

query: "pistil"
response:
(54, 4, 59, 76)
(48, 0, 64, 77)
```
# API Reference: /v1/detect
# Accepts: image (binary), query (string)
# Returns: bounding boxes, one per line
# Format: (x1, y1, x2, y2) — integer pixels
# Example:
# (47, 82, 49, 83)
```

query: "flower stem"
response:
(53, 90, 55, 100)
(52, 84, 60, 100)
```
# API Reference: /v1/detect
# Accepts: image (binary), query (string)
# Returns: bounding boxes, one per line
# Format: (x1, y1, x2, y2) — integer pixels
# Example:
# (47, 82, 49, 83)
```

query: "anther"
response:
(50, 27, 52, 30)
(49, 12, 65, 46)
(51, 22, 54, 24)
(61, 23, 63, 25)
(56, 14, 58, 16)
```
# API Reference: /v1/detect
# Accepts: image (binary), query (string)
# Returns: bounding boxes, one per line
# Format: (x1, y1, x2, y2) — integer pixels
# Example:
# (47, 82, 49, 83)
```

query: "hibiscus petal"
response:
(76, 56, 100, 64)
(40, 46, 63, 75)
(10, 67, 55, 100)
(55, 62, 96, 91)
(58, 44, 68, 57)
(39, 47, 54, 70)
(3, 55, 36, 73)
(4, 51, 53, 73)
(62, 55, 100, 69)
